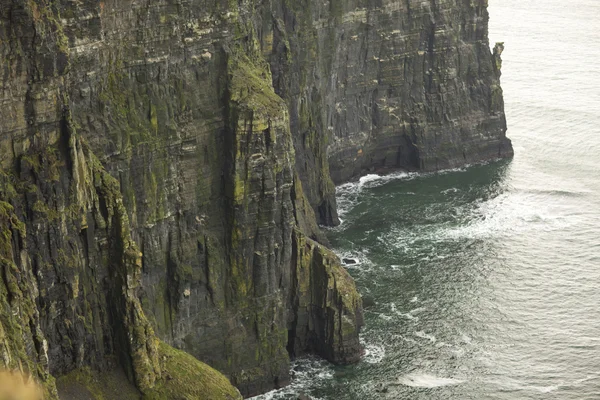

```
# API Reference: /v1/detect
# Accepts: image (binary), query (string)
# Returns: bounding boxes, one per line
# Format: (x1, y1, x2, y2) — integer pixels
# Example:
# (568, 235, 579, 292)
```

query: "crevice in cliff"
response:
(200, 237, 217, 307)
(165, 233, 177, 341)
(0, 0, 514, 397)
(286, 226, 301, 360)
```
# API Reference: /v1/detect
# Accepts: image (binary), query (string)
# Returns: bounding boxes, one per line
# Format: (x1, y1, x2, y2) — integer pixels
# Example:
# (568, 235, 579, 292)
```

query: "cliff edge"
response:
(0, 0, 510, 398)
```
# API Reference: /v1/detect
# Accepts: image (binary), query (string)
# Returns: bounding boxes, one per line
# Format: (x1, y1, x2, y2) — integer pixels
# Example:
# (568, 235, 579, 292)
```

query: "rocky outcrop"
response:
(0, 0, 510, 398)
(265, 0, 513, 225)
(289, 230, 363, 364)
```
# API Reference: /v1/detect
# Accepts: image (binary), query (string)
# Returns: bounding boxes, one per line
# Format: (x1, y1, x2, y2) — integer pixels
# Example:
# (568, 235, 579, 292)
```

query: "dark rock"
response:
(289, 231, 363, 365)
(342, 258, 359, 265)
(0, 0, 510, 398)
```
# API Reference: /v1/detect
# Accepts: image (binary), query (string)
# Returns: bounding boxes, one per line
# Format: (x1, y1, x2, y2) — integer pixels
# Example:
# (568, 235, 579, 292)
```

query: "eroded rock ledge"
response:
(0, 0, 510, 398)
(289, 230, 363, 365)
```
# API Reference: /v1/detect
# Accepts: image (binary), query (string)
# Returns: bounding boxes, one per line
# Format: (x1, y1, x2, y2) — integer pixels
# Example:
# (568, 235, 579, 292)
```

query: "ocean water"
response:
(254, 0, 600, 398)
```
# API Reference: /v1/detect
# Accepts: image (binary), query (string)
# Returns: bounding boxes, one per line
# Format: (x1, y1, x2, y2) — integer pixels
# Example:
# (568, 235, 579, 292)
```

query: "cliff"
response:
(0, 0, 511, 398)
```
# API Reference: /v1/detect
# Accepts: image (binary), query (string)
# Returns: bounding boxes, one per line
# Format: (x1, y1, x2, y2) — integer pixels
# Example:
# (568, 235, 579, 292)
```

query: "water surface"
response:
(255, 0, 600, 398)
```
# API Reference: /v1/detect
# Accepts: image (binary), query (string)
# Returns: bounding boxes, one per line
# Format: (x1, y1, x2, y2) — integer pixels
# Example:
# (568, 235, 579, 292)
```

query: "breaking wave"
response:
(397, 373, 465, 388)
(249, 357, 332, 400)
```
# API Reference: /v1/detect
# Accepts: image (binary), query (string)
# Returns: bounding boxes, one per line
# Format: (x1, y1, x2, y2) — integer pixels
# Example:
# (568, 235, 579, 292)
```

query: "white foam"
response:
(391, 305, 417, 321)
(573, 375, 595, 385)
(389, 303, 423, 321)
(533, 384, 560, 393)
(442, 187, 460, 195)
(358, 171, 414, 188)
(378, 313, 394, 321)
(398, 373, 465, 388)
(487, 378, 566, 395)
(375, 187, 581, 252)
(436, 190, 579, 241)
(363, 344, 386, 364)
(335, 170, 417, 218)
(414, 331, 437, 343)
(460, 333, 472, 344)
(359, 174, 384, 186)
(401, 336, 418, 345)
(335, 163, 485, 219)
(335, 250, 374, 274)
(399, 312, 418, 321)
(408, 306, 426, 315)
(249, 357, 332, 400)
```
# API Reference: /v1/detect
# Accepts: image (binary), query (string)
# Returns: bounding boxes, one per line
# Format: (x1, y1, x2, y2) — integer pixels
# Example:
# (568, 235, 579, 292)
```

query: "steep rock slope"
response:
(265, 0, 512, 225)
(0, 0, 510, 398)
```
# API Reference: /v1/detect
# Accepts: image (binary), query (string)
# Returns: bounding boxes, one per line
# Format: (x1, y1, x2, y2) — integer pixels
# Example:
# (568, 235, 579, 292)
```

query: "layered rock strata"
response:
(0, 0, 510, 398)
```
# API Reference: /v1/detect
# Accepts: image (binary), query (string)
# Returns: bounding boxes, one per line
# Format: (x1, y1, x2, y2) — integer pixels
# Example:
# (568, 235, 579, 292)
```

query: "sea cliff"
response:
(0, 0, 511, 398)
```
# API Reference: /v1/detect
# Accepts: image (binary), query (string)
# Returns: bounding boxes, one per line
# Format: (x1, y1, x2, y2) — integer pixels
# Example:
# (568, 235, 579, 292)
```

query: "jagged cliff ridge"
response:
(0, 0, 511, 398)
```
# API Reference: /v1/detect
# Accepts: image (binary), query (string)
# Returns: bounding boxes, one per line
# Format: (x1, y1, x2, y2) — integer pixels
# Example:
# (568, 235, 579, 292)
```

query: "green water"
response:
(324, 159, 600, 399)
(255, 0, 600, 398)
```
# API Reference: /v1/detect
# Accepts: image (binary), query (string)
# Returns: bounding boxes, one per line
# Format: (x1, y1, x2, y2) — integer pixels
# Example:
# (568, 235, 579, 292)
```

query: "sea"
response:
(253, 0, 600, 398)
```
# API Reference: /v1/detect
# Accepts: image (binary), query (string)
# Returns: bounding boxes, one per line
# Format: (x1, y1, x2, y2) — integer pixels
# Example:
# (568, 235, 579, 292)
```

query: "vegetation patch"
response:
(143, 341, 242, 400)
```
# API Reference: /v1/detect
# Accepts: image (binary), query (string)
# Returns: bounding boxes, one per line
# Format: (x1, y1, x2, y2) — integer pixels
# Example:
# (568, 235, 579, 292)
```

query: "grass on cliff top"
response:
(56, 342, 241, 400)
(144, 342, 242, 400)
(56, 366, 141, 400)
(229, 53, 285, 117)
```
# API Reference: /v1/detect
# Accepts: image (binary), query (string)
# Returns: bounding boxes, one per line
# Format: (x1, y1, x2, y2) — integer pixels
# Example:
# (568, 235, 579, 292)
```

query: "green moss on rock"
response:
(57, 367, 142, 400)
(143, 342, 242, 400)
(0, 200, 59, 400)
(289, 229, 363, 364)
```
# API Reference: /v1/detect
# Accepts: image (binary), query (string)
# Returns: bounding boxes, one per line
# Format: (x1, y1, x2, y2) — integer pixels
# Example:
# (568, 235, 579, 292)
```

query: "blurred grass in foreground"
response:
(0, 370, 42, 400)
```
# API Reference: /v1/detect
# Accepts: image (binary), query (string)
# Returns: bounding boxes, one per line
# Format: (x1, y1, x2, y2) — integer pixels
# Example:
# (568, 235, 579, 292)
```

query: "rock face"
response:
(0, 0, 510, 398)
(268, 0, 513, 225)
